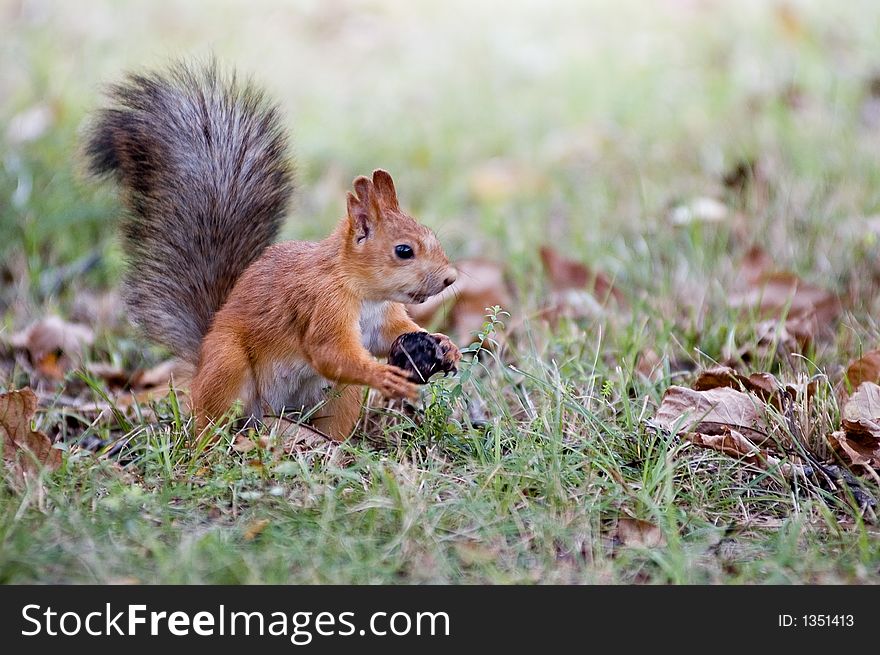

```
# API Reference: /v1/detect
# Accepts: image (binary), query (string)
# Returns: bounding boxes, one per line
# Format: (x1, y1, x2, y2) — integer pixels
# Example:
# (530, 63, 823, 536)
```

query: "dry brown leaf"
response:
(86, 363, 132, 389)
(262, 418, 332, 454)
(827, 431, 879, 469)
(844, 350, 880, 391)
(691, 365, 809, 411)
(654, 385, 769, 443)
(689, 427, 801, 475)
(615, 518, 666, 548)
(841, 382, 880, 434)
(136, 359, 190, 388)
(834, 349, 880, 406)
(840, 382, 880, 440)
(635, 349, 663, 382)
(89, 358, 190, 391)
(694, 366, 776, 395)
(730, 272, 840, 324)
(540, 246, 622, 301)
(406, 259, 511, 347)
(9, 316, 94, 380)
(243, 518, 270, 541)
(737, 245, 775, 287)
(688, 427, 764, 467)
(754, 317, 811, 353)
(538, 246, 624, 323)
(453, 540, 500, 566)
(0, 388, 61, 480)
(232, 434, 259, 453)
(656, 377, 809, 474)
(730, 251, 841, 357)
(827, 382, 880, 470)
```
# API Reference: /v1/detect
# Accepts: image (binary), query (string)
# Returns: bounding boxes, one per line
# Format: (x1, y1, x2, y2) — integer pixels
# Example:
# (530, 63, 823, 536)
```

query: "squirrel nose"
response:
(442, 269, 457, 288)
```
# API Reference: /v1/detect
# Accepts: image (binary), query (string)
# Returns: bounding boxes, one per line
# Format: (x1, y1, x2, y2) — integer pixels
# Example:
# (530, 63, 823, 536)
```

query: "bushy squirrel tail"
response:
(84, 59, 293, 361)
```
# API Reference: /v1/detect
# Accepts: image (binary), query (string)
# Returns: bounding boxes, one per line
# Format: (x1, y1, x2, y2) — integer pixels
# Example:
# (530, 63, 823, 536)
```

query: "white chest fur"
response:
(257, 300, 389, 417)
(359, 300, 389, 353)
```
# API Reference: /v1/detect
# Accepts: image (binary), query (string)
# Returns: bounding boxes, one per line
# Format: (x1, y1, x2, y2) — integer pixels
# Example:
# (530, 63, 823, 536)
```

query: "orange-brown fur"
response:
(85, 63, 459, 440)
(190, 170, 460, 439)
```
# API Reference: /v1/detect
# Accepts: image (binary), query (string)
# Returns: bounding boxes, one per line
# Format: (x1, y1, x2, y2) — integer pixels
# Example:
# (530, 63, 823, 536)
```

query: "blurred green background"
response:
(4, 0, 880, 584)
(4, 0, 880, 294)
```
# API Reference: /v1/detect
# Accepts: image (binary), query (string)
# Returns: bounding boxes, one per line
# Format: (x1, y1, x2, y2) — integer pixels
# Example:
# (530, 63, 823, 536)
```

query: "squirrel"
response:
(84, 60, 461, 440)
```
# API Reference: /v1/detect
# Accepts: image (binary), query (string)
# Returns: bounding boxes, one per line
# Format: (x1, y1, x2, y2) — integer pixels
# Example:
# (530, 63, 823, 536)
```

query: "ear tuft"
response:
(372, 169, 400, 211)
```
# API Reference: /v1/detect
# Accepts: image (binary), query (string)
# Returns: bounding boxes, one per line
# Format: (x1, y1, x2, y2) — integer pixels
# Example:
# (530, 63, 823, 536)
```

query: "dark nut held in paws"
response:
(388, 332, 457, 384)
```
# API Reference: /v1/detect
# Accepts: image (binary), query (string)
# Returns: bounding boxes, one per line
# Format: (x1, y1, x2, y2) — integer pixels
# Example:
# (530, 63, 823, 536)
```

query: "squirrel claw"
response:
(431, 332, 461, 372)
(375, 364, 420, 401)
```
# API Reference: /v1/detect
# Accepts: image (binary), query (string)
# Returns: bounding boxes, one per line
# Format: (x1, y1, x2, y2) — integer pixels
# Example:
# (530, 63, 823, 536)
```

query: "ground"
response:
(1, 0, 880, 583)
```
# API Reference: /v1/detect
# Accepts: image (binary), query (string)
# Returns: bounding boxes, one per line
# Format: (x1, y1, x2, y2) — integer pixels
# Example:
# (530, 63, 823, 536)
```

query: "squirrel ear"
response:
(352, 176, 372, 205)
(371, 169, 399, 211)
(346, 191, 371, 243)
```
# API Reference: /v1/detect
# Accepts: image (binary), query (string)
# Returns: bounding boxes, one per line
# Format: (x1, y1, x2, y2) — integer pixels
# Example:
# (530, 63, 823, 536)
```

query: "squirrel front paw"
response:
(431, 333, 461, 374)
(374, 363, 420, 401)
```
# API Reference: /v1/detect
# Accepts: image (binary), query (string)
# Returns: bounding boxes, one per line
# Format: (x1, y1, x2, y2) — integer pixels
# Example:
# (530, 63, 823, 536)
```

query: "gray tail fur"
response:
(84, 59, 293, 360)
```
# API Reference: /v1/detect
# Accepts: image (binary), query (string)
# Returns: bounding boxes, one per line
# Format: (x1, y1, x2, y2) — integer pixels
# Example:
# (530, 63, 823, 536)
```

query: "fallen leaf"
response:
(265, 418, 335, 456)
(827, 431, 879, 470)
(538, 246, 624, 323)
(730, 251, 841, 357)
(840, 382, 880, 440)
(688, 427, 768, 468)
(87, 362, 132, 389)
(453, 540, 499, 566)
(737, 245, 775, 288)
(135, 359, 189, 388)
(406, 259, 511, 347)
(243, 518, 270, 541)
(89, 358, 190, 391)
(654, 385, 770, 443)
(232, 434, 259, 453)
(9, 316, 94, 380)
(635, 349, 663, 382)
(615, 518, 666, 548)
(843, 350, 880, 391)
(828, 382, 880, 470)
(0, 388, 62, 481)
(692, 365, 807, 409)
(540, 246, 622, 300)
(730, 272, 840, 324)
(694, 366, 775, 395)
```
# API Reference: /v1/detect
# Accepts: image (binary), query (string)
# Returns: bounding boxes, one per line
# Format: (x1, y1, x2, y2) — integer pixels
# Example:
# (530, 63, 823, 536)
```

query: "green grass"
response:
(2, 0, 880, 583)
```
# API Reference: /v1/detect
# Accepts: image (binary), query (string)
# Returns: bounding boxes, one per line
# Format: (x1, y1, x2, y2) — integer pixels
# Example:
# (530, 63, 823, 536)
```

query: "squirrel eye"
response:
(394, 244, 415, 260)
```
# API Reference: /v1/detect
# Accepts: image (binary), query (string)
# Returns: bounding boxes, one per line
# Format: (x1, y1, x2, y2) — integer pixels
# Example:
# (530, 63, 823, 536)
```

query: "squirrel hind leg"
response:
(311, 385, 364, 441)
(191, 332, 259, 431)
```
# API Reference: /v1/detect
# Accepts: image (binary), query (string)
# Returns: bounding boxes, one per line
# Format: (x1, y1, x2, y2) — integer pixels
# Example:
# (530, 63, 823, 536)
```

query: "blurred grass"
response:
(2, 0, 880, 583)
